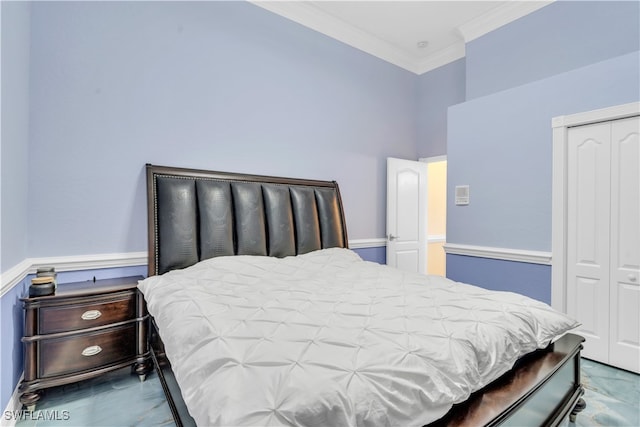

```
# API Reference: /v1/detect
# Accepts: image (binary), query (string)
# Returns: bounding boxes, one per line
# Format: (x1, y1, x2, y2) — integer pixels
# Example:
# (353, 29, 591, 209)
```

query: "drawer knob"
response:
(81, 310, 102, 320)
(81, 345, 102, 357)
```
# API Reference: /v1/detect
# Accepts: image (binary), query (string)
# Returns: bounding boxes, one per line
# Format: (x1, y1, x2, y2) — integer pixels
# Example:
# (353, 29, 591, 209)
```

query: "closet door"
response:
(566, 122, 611, 363)
(609, 116, 640, 373)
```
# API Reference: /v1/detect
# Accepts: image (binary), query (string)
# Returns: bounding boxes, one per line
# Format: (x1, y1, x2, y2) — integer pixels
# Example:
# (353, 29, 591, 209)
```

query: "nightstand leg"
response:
(20, 391, 40, 412)
(570, 397, 586, 423)
(132, 359, 151, 382)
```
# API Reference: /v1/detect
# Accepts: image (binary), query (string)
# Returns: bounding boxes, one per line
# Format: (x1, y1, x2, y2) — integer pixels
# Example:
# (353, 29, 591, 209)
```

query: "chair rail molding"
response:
(1, 239, 387, 297)
(348, 238, 387, 249)
(443, 243, 552, 265)
(0, 252, 147, 298)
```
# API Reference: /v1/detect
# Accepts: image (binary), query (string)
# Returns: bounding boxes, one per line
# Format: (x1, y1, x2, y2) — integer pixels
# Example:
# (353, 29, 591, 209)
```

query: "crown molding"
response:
(250, 1, 421, 74)
(250, 1, 553, 75)
(415, 42, 466, 74)
(458, 1, 554, 43)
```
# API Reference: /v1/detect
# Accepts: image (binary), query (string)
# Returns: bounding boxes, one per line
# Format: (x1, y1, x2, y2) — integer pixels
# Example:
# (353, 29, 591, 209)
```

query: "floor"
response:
(13, 369, 174, 427)
(574, 359, 640, 427)
(13, 359, 639, 427)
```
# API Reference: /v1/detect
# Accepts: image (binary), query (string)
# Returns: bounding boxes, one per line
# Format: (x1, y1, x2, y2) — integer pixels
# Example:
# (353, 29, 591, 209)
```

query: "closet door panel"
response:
(609, 116, 640, 373)
(567, 122, 611, 363)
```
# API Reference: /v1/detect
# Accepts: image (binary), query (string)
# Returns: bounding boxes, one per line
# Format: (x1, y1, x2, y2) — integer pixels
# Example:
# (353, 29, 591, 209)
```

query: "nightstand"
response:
(18, 276, 151, 411)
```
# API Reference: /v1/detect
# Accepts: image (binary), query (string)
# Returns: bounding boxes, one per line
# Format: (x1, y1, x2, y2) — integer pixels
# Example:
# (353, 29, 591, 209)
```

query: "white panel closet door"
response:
(609, 116, 640, 373)
(567, 116, 640, 373)
(567, 122, 611, 363)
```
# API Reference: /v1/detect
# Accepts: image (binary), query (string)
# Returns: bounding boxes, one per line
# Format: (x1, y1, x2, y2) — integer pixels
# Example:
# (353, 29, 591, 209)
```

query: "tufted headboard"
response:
(146, 164, 349, 276)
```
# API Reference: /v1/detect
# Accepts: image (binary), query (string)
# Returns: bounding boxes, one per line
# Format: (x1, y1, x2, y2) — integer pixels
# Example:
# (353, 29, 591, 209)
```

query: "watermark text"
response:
(4, 410, 70, 421)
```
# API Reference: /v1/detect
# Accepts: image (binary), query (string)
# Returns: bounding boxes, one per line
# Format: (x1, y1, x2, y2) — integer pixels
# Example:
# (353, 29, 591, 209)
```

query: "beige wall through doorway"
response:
(425, 158, 447, 276)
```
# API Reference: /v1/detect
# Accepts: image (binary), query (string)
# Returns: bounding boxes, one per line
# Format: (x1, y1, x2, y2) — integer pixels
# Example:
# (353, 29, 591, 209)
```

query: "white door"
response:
(567, 122, 611, 363)
(567, 116, 640, 373)
(386, 158, 428, 274)
(609, 116, 640, 373)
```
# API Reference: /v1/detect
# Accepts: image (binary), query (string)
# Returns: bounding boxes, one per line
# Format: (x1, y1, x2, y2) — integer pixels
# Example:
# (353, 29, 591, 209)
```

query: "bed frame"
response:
(145, 163, 586, 427)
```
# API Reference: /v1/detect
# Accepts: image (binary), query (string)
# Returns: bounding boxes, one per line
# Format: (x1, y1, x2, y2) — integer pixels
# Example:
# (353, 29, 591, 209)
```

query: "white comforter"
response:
(138, 248, 578, 427)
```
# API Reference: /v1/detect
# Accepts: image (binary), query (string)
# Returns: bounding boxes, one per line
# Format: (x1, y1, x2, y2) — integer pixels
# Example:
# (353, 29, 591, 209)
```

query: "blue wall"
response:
(447, 255, 552, 303)
(416, 58, 466, 158)
(448, 51, 640, 251)
(26, 1, 418, 260)
(353, 246, 386, 265)
(445, 0, 640, 302)
(1, 1, 31, 410)
(0, 279, 29, 412)
(465, 1, 640, 100)
(1, 1, 30, 273)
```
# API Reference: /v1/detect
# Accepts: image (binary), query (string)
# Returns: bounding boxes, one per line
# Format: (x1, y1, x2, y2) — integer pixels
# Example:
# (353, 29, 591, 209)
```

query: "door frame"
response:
(550, 101, 640, 313)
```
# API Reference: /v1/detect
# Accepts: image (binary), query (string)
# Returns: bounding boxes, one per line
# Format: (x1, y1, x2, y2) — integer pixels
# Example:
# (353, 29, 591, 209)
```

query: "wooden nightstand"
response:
(18, 276, 151, 411)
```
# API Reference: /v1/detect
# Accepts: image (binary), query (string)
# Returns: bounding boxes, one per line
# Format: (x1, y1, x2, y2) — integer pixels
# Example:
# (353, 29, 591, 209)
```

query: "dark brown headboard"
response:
(146, 164, 349, 276)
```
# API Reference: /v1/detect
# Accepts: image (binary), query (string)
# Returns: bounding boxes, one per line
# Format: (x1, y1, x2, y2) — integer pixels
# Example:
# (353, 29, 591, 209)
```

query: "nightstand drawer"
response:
(39, 324, 136, 378)
(39, 295, 136, 334)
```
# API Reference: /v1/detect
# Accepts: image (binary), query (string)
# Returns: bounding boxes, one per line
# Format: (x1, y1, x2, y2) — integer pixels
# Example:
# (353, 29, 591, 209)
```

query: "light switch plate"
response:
(455, 185, 469, 205)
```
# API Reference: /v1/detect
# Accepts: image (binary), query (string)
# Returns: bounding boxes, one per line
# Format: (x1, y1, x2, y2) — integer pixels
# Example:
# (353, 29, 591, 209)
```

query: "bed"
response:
(140, 163, 586, 427)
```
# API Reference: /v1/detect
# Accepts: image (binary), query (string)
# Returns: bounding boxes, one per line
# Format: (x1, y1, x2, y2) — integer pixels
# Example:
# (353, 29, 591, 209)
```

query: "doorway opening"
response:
(423, 156, 447, 276)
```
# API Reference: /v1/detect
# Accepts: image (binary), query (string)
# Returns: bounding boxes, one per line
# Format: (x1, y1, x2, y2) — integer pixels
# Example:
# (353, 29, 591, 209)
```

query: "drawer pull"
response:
(81, 345, 102, 357)
(81, 310, 102, 320)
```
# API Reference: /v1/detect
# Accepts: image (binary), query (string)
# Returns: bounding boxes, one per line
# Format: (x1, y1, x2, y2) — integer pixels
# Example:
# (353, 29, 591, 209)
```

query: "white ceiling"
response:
(251, 1, 553, 74)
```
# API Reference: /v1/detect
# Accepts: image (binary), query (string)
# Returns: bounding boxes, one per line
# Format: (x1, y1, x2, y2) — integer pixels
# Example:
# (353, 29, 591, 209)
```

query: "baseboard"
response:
(443, 243, 552, 265)
(1, 373, 23, 427)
